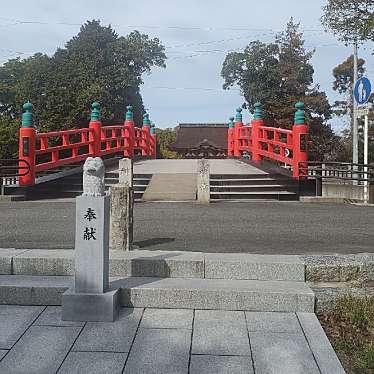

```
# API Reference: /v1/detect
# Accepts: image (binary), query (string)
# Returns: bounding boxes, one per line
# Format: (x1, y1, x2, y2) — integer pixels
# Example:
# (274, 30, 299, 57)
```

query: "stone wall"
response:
(302, 253, 374, 312)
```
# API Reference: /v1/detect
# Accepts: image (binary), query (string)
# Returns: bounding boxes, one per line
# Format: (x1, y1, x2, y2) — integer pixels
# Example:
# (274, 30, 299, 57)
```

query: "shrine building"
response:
(169, 123, 228, 158)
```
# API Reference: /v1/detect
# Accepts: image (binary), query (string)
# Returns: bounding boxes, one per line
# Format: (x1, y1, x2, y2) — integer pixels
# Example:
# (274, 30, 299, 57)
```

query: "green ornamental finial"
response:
(21, 101, 34, 128)
(125, 105, 133, 120)
(294, 102, 305, 125)
(253, 102, 262, 120)
(150, 122, 156, 134)
(143, 113, 151, 126)
(90, 102, 100, 121)
(235, 107, 243, 122)
(228, 116, 234, 128)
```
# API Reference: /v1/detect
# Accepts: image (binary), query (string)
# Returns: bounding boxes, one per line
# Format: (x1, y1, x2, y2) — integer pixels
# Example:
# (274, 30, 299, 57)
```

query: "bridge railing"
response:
(228, 102, 308, 178)
(18, 102, 157, 186)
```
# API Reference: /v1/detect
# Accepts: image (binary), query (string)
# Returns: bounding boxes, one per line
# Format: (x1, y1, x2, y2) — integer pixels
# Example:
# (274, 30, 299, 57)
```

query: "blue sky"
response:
(1, 0, 373, 132)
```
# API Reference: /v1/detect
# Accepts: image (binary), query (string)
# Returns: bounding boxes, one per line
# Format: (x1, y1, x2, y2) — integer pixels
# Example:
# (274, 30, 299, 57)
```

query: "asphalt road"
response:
(0, 200, 373, 254)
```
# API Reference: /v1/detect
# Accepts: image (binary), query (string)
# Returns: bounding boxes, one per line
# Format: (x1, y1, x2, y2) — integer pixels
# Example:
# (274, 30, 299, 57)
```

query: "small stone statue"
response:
(82, 157, 105, 197)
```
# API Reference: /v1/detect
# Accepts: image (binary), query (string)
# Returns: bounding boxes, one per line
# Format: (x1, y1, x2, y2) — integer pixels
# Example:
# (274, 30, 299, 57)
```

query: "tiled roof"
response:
(170, 123, 228, 150)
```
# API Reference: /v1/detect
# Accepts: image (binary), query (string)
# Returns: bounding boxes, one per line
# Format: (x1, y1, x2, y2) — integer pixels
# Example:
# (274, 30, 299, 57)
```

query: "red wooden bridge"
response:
(227, 102, 308, 179)
(0, 99, 314, 201)
(18, 102, 156, 186)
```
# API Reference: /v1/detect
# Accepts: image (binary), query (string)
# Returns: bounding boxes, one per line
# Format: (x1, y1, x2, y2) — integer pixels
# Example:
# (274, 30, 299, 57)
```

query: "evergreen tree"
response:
(0, 20, 166, 159)
(221, 19, 340, 160)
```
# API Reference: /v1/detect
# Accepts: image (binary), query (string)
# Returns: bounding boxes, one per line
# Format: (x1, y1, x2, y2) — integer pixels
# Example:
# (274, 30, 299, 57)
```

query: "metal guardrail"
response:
(299, 161, 374, 183)
(0, 159, 30, 194)
(299, 161, 374, 202)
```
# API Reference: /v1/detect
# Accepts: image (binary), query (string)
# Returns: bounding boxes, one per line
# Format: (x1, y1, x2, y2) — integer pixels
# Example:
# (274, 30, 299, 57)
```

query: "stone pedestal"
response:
(62, 157, 119, 322)
(197, 159, 210, 204)
(110, 186, 134, 251)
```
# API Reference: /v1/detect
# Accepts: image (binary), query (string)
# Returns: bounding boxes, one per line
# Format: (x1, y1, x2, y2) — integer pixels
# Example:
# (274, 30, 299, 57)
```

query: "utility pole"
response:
(353, 40, 358, 165)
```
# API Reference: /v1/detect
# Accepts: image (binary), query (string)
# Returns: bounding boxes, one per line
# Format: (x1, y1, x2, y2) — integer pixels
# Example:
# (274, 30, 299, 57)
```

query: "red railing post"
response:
(88, 102, 102, 157)
(142, 113, 151, 157)
(227, 116, 234, 157)
(19, 102, 36, 186)
(234, 108, 243, 157)
(292, 102, 308, 178)
(124, 105, 134, 158)
(251, 102, 263, 162)
(150, 123, 157, 158)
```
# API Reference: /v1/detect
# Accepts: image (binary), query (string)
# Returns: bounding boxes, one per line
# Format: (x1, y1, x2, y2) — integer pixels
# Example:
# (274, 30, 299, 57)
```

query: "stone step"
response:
(210, 191, 299, 201)
(210, 178, 297, 186)
(210, 185, 297, 192)
(0, 275, 315, 312)
(1, 249, 305, 281)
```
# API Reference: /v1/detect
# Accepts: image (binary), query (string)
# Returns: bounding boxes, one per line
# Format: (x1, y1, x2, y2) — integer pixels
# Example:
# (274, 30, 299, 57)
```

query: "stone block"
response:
(0, 249, 28, 275)
(190, 355, 254, 374)
(118, 158, 133, 187)
(72, 307, 143, 352)
(0, 325, 82, 374)
(197, 159, 210, 203)
(75, 195, 110, 293)
(12, 249, 74, 276)
(250, 331, 320, 374)
(123, 328, 190, 374)
(0, 275, 71, 305)
(192, 310, 250, 356)
(245, 312, 301, 333)
(110, 185, 133, 251)
(58, 351, 127, 374)
(205, 253, 305, 281)
(109, 250, 204, 278)
(0, 305, 44, 349)
(62, 288, 119, 322)
(297, 313, 346, 374)
(141, 308, 193, 329)
(117, 277, 315, 312)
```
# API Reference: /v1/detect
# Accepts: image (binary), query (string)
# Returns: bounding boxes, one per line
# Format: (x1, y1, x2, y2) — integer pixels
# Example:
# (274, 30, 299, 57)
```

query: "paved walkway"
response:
(1, 200, 373, 254)
(0, 305, 344, 374)
(109, 159, 267, 175)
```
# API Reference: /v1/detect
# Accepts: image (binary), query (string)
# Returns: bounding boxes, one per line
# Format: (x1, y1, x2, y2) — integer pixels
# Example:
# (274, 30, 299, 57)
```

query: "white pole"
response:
(353, 41, 359, 165)
(364, 114, 369, 204)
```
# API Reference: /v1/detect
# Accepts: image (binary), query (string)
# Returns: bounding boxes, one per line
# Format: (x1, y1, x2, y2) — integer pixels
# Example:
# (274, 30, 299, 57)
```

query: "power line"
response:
(146, 85, 241, 93)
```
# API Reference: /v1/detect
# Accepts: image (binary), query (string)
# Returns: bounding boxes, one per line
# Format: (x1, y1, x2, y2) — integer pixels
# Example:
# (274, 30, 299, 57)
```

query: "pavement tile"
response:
(297, 313, 346, 374)
(123, 328, 190, 374)
(250, 331, 320, 374)
(34, 306, 85, 327)
(190, 355, 254, 374)
(245, 312, 301, 333)
(72, 308, 143, 352)
(57, 351, 127, 374)
(0, 325, 82, 374)
(0, 350, 8, 361)
(0, 305, 44, 349)
(192, 310, 250, 356)
(141, 308, 193, 329)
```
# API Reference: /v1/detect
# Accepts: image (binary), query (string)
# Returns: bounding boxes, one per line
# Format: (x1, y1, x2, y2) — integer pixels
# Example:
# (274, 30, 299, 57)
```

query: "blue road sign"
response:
(354, 77, 372, 104)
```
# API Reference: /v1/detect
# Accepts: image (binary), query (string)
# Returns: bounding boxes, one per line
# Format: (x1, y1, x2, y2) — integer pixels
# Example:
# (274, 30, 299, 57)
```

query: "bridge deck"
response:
(109, 159, 268, 175)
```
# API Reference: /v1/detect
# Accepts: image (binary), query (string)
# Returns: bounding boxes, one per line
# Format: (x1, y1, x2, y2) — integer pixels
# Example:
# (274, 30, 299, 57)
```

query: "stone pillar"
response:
(62, 157, 119, 322)
(110, 185, 134, 251)
(110, 158, 134, 251)
(118, 158, 133, 187)
(197, 159, 210, 204)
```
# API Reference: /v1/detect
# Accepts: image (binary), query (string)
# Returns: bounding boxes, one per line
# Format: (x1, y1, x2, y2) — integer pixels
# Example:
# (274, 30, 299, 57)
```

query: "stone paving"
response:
(109, 158, 267, 175)
(0, 305, 345, 374)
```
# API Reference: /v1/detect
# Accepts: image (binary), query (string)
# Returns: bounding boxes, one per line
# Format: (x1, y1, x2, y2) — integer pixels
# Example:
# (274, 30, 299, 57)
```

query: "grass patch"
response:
(318, 295, 374, 374)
